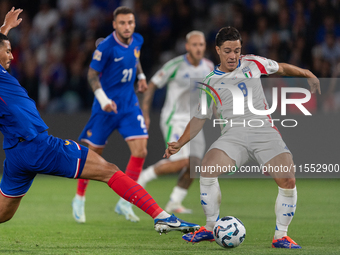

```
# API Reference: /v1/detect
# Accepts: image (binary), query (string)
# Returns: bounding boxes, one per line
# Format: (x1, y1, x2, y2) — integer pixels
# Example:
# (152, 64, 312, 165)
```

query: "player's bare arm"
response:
(141, 81, 157, 129)
(276, 63, 321, 94)
(136, 61, 147, 93)
(164, 117, 206, 158)
(0, 7, 23, 36)
(88, 67, 117, 113)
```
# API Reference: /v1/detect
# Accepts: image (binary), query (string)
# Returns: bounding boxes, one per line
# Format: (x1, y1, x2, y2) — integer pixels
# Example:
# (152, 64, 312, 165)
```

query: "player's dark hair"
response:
(0, 33, 9, 47)
(215, 26, 242, 47)
(113, 6, 133, 20)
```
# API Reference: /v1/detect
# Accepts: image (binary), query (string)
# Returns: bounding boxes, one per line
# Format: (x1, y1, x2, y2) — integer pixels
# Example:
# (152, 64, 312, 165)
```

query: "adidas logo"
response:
(201, 200, 207, 205)
(283, 212, 295, 217)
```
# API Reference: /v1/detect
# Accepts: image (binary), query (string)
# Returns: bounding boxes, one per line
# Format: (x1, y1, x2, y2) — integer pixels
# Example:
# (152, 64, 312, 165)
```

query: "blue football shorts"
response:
(78, 106, 148, 147)
(0, 131, 88, 197)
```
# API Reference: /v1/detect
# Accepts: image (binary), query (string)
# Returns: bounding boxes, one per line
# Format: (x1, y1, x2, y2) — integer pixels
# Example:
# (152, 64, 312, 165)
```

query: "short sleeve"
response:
(263, 58, 279, 74)
(89, 43, 111, 73)
(151, 57, 183, 88)
(244, 55, 279, 75)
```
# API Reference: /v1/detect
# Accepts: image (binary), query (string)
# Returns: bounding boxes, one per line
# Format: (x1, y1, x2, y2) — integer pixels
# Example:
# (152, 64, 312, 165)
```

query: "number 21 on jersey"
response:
(121, 68, 133, 82)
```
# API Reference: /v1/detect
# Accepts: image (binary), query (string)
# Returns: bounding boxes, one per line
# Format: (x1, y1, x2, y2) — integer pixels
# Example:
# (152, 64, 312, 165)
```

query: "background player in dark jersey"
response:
(72, 7, 149, 223)
(0, 7, 199, 235)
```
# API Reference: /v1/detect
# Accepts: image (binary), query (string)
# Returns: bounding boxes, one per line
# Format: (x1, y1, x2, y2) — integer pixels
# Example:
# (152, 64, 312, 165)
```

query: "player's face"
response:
(0, 40, 13, 70)
(113, 13, 135, 41)
(216, 40, 241, 72)
(186, 35, 206, 62)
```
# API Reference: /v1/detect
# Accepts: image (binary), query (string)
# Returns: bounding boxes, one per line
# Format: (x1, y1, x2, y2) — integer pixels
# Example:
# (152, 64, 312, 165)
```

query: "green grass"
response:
(0, 176, 339, 254)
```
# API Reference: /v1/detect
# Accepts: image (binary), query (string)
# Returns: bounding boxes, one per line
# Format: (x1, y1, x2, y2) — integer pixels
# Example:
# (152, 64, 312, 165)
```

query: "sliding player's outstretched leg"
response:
(81, 149, 199, 233)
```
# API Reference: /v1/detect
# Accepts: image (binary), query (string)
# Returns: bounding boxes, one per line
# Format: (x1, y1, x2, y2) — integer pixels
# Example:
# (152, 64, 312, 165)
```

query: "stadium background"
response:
(0, 0, 339, 176)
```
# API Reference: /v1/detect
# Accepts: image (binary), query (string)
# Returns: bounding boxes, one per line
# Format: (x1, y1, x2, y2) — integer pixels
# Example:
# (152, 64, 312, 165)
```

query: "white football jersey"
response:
(195, 55, 279, 134)
(151, 54, 213, 124)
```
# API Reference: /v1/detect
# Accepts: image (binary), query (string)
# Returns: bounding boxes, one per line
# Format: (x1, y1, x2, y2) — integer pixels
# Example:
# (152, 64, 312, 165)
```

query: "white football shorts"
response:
(208, 126, 291, 167)
(160, 120, 205, 161)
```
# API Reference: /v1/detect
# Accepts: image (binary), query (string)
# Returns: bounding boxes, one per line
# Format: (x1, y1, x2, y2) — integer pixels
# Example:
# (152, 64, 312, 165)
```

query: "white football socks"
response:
(137, 165, 157, 187)
(169, 186, 188, 204)
(76, 194, 85, 201)
(155, 210, 171, 220)
(200, 176, 221, 231)
(274, 186, 297, 239)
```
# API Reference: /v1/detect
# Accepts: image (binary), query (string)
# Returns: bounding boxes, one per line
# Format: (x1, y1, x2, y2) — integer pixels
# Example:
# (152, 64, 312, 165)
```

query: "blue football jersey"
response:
(0, 65, 48, 149)
(90, 31, 144, 113)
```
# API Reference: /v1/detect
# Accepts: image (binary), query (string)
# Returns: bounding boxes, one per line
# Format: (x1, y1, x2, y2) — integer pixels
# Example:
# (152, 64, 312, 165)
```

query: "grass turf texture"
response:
(0, 176, 339, 254)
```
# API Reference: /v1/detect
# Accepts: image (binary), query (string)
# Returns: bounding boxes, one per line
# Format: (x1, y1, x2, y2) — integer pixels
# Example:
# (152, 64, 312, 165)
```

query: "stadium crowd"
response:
(3, 0, 340, 113)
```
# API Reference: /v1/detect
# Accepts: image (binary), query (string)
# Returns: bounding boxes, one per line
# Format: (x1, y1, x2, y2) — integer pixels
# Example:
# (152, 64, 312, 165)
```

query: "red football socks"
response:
(124, 156, 145, 181)
(108, 171, 162, 218)
(76, 179, 89, 196)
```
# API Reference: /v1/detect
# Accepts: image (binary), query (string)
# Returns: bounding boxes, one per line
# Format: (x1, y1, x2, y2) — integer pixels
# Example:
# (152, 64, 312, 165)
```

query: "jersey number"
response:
(237, 82, 248, 97)
(137, 115, 146, 129)
(121, 68, 133, 83)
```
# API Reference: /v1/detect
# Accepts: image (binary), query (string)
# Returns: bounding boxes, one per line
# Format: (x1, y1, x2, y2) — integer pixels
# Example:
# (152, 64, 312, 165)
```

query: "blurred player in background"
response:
(139, 31, 213, 214)
(72, 6, 148, 223)
(165, 27, 320, 249)
(0, 7, 200, 235)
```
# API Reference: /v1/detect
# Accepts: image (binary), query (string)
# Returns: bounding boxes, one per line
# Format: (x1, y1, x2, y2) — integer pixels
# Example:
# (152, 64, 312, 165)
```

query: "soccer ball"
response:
(213, 216, 246, 248)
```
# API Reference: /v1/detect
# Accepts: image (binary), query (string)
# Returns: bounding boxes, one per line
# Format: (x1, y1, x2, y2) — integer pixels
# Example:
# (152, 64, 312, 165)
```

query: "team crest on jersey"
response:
(93, 50, 102, 61)
(134, 47, 140, 58)
(242, 66, 252, 78)
(64, 140, 71, 146)
(87, 130, 92, 137)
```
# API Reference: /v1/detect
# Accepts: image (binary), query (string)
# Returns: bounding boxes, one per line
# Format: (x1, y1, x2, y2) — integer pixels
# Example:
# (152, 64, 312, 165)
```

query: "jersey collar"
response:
(113, 31, 133, 48)
(213, 60, 241, 75)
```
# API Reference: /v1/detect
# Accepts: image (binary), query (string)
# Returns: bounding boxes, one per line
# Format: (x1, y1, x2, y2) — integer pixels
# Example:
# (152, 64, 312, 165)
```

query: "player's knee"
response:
(106, 162, 120, 174)
(100, 161, 120, 181)
(133, 148, 147, 158)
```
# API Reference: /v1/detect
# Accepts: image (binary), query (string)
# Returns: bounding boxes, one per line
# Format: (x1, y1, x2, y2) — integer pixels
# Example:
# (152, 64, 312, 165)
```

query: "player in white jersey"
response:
(138, 31, 213, 214)
(164, 27, 320, 248)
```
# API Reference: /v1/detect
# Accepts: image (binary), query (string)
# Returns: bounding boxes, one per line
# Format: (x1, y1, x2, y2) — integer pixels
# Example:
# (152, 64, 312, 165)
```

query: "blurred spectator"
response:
(20, 52, 39, 103)
(135, 11, 153, 77)
(289, 36, 311, 69)
(67, 60, 93, 109)
(323, 62, 340, 112)
(251, 16, 272, 56)
(320, 33, 340, 67)
(315, 15, 340, 44)
(73, 0, 101, 32)
(149, 3, 171, 54)
(4, 0, 340, 114)
(32, 1, 59, 44)
(57, 0, 81, 13)
(276, 8, 291, 44)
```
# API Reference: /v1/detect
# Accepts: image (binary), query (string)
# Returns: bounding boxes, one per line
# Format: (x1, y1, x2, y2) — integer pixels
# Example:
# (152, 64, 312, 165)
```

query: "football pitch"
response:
(1, 175, 339, 254)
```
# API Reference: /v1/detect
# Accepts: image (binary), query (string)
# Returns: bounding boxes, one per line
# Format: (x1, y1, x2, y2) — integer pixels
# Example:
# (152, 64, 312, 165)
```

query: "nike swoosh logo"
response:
(2, 70, 6, 73)
(114, 57, 124, 62)
(74, 212, 80, 219)
(165, 220, 181, 227)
